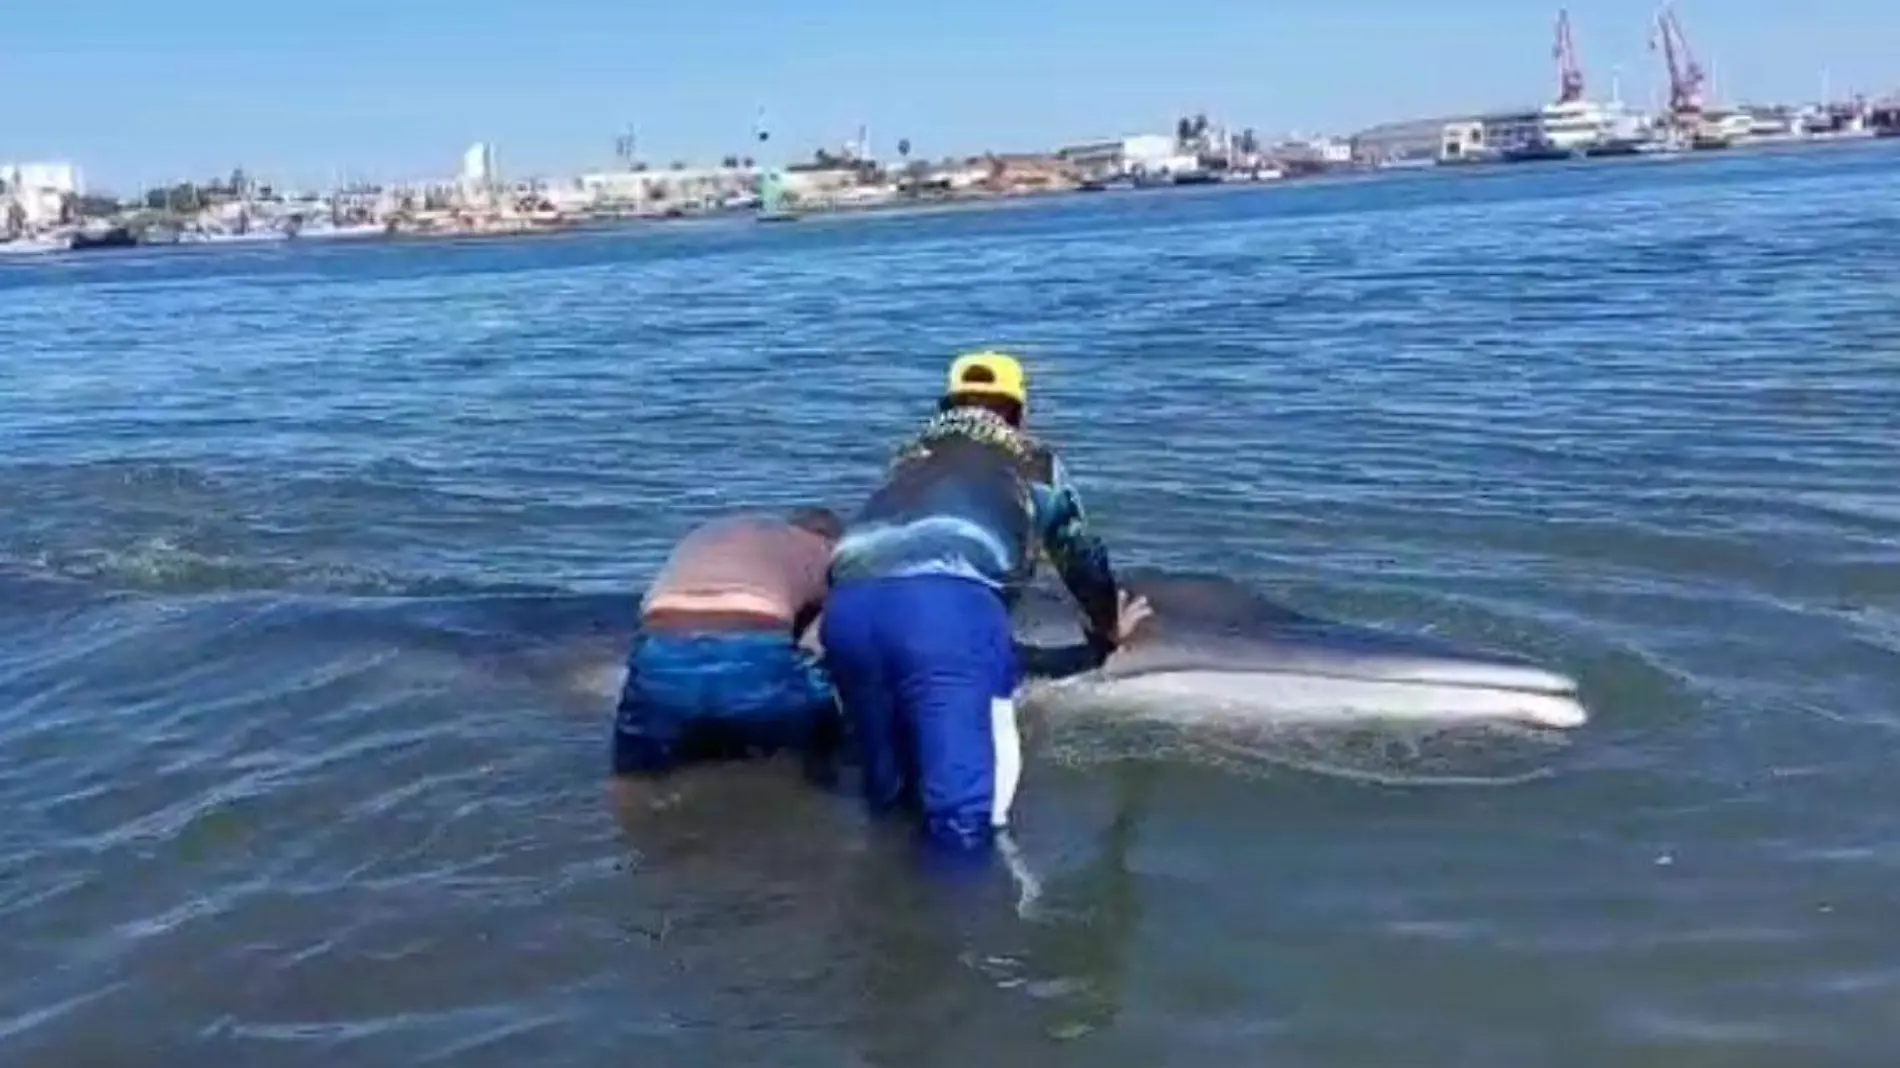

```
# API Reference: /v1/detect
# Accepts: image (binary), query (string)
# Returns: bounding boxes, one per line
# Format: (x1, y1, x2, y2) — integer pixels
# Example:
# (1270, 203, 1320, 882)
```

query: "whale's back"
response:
(1014, 572, 1587, 731)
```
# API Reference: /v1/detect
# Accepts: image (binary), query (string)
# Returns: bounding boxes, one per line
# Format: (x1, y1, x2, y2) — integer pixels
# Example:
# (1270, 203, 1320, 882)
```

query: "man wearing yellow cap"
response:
(820, 350, 1140, 853)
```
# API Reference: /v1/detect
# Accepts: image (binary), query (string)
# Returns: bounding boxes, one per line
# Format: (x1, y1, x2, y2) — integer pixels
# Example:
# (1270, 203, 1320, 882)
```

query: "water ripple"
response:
(3, 144, 1899, 1065)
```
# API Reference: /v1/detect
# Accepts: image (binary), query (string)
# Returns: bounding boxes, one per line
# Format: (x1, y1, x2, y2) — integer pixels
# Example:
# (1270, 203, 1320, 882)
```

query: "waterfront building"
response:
(1056, 134, 1177, 177)
(1437, 120, 1490, 161)
(458, 143, 497, 206)
(460, 143, 496, 185)
(0, 160, 83, 229)
(1273, 136, 1353, 167)
(1350, 117, 1455, 165)
(1478, 110, 1547, 153)
(577, 164, 759, 211)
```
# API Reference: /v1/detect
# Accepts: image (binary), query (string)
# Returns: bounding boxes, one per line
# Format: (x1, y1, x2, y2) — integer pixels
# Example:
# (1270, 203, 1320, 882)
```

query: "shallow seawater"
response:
(3, 143, 1899, 1065)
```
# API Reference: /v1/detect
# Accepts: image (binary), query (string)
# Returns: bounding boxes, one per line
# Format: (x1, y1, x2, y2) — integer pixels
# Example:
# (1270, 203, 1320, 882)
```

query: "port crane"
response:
(1554, 9, 1585, 104)
(1650, 4, 1707, 120)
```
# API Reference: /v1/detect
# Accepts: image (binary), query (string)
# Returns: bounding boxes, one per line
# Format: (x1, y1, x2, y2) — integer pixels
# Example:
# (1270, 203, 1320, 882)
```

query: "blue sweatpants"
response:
(819, 575, 1023, 851)
(612, 630, 838, 776)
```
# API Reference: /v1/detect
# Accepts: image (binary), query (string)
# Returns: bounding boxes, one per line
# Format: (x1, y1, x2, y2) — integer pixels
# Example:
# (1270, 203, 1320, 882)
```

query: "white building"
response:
(1439, 120, 1489, 161)
(1057, 134, 1179, 176)
(1478, 111, 1545, 154)
(459, 143, 497, 194)
(1267, 136, 1353, 169)
(1120, 134, 1178, 170)
(1, 161, 83, 229)
(576, 165, 758, 210)
(779, 164, 867, 198)
(576, 170, 653, 204)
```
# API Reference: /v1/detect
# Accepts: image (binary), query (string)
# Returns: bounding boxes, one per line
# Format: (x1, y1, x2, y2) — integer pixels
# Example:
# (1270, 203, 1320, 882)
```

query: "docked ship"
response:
(1877, 103, 1900, 138)
(1443, 11, 1661, 165)
(1494, 98, 1648, 162)
(1582, 104, 1659, 156)
(0, 231, 73, 256)
(68, 222, 139, 251)
(1498, 10, 1604, 161)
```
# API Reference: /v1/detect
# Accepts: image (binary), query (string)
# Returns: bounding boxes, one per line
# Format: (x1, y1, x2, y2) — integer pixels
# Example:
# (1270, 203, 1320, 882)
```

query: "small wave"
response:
(0, 456, 614, 599)
(4, 537, 558, 600)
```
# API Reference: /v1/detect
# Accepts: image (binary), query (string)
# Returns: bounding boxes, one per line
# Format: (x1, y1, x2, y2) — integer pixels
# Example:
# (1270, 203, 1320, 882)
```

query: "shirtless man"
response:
(611, 506, 844, 779)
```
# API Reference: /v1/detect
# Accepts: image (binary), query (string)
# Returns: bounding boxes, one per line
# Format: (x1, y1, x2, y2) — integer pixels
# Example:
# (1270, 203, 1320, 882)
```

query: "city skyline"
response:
(4, 0, 1896, 191)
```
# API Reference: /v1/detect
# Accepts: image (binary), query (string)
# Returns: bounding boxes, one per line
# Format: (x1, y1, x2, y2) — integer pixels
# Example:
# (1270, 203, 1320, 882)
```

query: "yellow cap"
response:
(945, 350, 1028, 407)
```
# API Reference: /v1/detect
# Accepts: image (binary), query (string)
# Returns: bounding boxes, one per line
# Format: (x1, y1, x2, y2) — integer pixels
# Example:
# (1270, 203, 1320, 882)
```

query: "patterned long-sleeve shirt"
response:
(829, 407, 1121, 646)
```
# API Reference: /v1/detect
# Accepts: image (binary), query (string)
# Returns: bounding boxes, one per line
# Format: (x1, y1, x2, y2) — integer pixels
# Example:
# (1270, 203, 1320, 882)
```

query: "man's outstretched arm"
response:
(1032, 454, 1122, 661)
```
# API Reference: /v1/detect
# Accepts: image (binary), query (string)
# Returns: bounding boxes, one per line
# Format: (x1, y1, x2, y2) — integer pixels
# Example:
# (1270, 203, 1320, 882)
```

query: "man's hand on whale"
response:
(1112, 589, 1155, 645)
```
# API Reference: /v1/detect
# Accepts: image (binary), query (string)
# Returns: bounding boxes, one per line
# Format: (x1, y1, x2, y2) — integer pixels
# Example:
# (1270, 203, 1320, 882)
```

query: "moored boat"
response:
(68, 224, 139, 251)
(0, 232, 73, 256)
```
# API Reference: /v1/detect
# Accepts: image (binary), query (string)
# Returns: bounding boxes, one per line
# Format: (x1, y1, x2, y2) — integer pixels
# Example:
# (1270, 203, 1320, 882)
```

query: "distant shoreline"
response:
(6, 133, 1892, 261)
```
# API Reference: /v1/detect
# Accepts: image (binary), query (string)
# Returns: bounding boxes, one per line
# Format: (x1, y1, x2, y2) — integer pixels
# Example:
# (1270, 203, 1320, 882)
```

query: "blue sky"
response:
(3, 0, 1893, 192)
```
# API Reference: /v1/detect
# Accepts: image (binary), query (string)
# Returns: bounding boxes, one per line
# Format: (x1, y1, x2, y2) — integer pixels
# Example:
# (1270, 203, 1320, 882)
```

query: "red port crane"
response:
(1651, 4, 1707, 117)
(1554, 9, 1585, 104)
